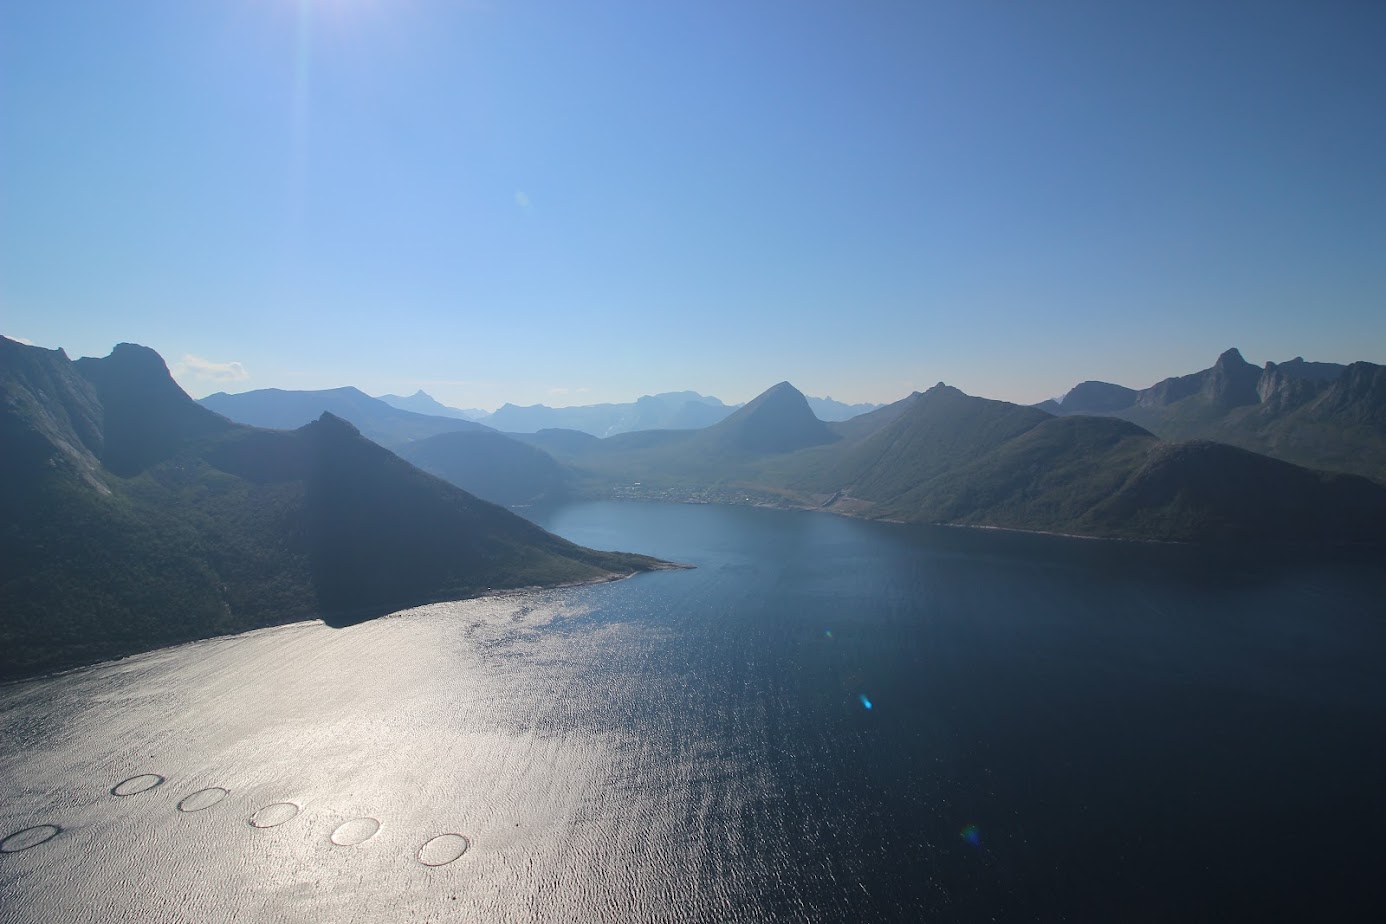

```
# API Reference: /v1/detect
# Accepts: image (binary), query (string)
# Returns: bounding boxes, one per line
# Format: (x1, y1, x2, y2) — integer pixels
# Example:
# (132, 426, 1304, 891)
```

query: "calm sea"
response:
(2, 501, 1383, 922)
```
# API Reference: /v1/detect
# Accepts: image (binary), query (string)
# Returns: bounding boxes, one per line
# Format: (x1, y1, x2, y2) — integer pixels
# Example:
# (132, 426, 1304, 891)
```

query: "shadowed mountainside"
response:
(0, 337, 669, 681)
(398, 429, 571, 507)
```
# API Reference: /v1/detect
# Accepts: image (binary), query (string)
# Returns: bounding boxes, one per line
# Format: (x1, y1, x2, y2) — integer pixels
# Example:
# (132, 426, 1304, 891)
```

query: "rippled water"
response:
(2, 502, 1384, 921)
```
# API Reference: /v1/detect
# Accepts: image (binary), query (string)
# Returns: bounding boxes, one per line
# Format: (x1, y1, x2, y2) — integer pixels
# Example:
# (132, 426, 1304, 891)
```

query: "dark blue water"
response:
(2, 500, 1384, 922)
(528, 501, 1386, 921)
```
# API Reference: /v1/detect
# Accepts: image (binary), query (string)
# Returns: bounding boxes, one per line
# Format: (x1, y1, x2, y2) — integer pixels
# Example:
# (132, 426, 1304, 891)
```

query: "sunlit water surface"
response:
(2, 502, 1384, 922)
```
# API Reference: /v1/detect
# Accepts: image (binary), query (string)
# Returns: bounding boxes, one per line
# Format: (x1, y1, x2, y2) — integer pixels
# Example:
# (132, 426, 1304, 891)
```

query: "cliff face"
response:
(1137, 348, 1260, 409)
(0, 336, 106, 487)
(1311, 362, 1386, 428)
(1255, 363, 1325, 414)
(1200, 348, 1262, 408)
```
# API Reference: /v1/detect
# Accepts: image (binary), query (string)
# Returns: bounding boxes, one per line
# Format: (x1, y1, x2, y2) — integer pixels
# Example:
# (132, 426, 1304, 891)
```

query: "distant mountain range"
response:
(377, 389, 489, 420)
(482, 391, 735, 436)
(505, 379, 1386, 543)
(0, 338, 667, 681)
(368, 389, 882, 437)
(200, 386, 491, 448)
(1037, 348, 1386, 482)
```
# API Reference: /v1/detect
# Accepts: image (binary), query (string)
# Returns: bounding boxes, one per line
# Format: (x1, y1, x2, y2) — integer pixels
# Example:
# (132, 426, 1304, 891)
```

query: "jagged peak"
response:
(77, 342, 177, 382)
(920, 382, 965, 399)
(0, 335, 69, 361)
(310, 411, 362, 435)
(109, 341, 166, 360)
(74, 342, 186, 392)
(1215, 347, 1252, 368)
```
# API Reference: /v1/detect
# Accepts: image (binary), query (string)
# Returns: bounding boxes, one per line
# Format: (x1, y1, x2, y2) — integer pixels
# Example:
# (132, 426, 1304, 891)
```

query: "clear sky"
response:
(3, 1, 1384, 410)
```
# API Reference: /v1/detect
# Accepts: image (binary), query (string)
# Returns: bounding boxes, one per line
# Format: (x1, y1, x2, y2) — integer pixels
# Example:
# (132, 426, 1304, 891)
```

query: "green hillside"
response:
(521, 376, 1386, 544)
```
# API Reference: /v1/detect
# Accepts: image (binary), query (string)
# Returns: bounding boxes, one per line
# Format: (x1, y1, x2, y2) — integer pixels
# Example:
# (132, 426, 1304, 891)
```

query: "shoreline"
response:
(0, 561, 693, 690)
(585, 491, 1384, 548)
(598, 488, 1169, 545)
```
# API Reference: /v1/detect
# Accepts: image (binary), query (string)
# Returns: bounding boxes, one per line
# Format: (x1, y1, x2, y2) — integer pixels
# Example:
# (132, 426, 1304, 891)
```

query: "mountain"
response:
(510, 428, 605, 460)
(522, 372, 1386, 543)
(805, 396, 884, 421)
(500, 383, 850, 494)
(377, 389, 488, 420)
(695, 381, 839, 455)
(805, 385, 1055, 501)
(199, 386, 490, 448)
(482, 391, 880, 435)
(1043, 350, 1386, 482)
(826, 391, 922, 442)
(788, 384, 1386, 541)
(398, 430, 571, 507)
(0, 338, 668, 681)
(483, 391, 737, 437)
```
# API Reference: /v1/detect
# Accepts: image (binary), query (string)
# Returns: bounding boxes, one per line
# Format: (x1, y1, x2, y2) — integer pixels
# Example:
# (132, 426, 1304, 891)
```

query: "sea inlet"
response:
(2, 501, 1383, 922)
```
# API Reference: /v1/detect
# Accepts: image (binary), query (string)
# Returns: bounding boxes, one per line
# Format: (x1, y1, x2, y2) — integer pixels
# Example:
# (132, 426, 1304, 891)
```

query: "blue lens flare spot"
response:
(858, 694, 873, 710)
(824, 630, 833, 638)
(961, 824, 981, 847)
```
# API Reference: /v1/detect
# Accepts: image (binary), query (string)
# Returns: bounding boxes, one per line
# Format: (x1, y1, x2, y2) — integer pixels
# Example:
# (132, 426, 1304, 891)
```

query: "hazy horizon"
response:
(4, 1, 1384, 410)
(3, 333, 1359, 415)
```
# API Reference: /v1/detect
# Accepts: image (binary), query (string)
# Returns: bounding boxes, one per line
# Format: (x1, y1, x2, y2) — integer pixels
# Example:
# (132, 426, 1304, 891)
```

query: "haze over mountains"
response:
(377, 390, 489, 421)
(0, 337, 666, 680)
(201, 386, 883, 445)
(200, 386, 492, 448)
(387, 389, 883, 436)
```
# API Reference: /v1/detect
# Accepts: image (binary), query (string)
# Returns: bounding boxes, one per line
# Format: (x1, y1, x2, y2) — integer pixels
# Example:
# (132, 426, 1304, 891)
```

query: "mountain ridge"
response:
(1041, 349, 1386, 482)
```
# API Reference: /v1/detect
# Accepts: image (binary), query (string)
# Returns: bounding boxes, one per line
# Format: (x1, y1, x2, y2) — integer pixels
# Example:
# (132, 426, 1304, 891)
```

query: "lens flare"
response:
(961, 824, 981, 847)
(858, 694, 872, 710)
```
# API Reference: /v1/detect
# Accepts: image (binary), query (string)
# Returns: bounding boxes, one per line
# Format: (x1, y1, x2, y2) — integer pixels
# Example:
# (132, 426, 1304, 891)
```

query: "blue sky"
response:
(3, 1, 1383, 410)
